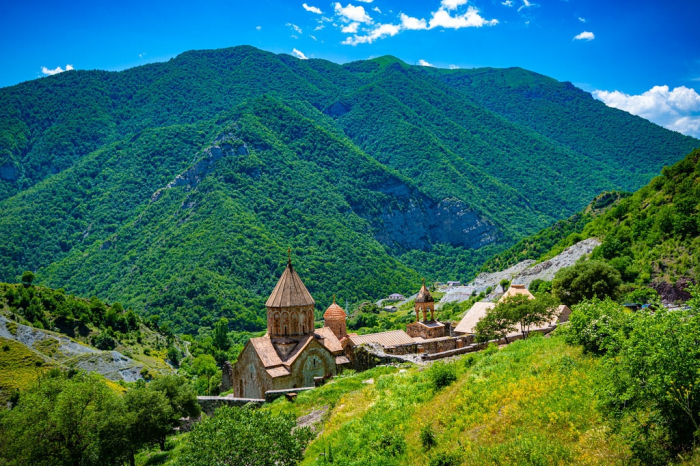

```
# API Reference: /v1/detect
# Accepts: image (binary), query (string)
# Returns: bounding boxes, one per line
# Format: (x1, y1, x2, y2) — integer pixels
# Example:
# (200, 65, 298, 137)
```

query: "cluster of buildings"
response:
(224, 256, 569, 399)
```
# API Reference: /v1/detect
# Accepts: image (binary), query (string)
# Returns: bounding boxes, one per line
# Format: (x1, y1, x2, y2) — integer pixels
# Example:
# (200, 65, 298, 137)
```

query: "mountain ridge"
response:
(0, 45, 697, 332)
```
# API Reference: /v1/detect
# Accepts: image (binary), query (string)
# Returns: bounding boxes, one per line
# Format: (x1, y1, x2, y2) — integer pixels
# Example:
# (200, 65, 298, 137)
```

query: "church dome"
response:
(324, 297, 346, 320)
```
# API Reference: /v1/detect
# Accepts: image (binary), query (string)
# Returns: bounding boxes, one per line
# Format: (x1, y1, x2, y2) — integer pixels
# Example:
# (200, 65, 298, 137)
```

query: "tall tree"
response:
(212, 317, 231, 351)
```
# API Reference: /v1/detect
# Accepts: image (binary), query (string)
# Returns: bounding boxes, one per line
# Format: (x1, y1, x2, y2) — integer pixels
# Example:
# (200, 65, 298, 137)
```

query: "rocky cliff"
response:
(364, 180, 498, 251)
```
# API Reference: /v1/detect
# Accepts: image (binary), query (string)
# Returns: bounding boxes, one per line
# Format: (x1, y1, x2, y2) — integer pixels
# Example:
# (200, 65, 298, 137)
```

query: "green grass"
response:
(135, 433, 189, 466)
(265, 334, 632, 465)
(0, 337, 52, 403)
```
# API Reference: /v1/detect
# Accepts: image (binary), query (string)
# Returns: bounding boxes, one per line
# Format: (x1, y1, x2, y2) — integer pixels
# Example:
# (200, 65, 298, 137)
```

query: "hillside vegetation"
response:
(0, 46, 697, 333)
(484, 148, 700, 293)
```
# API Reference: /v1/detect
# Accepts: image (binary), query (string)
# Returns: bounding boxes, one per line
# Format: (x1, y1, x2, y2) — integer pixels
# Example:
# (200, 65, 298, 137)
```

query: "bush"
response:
(420, 425, 436, 450)
(601, 301, 700, 461)
(93, 331, 117, 350)
(565, 298, 631, 355)
(553, 260, 622, 306)
(429, 361, 457, 390)
(429, 452, 460, 466)
(176, 406, 313, 466)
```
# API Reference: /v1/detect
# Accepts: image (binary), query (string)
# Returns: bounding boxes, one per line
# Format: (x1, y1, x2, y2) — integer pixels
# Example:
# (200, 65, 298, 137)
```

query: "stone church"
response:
(228, 255, 351, 399)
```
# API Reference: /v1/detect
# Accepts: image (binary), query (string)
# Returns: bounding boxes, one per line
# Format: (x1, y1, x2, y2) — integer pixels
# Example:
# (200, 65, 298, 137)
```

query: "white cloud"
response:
(593, 85, 700, 138)
(41, 64, 73, 75)
(256, 25, 262, 30)
(355, 0, 373, 2)
(578, 16, 586, 22)
(400, 13, 428, 30)
(315, 25, 325, 30)
(334, 3, 373, 23)
(429, 6, 498, 29)
(287, 23, 303, 34)
(310, 35, 317, 40)
(517, 0, 536, 12)
(139, 53, 147, 58)
(343, 23, 401, 45)
(449, 64, 460, 69)
(303, 3, 323, 14)
(502, 0, 513, 6)
(573, 31, 594, 41)
(418, 59, 434, 67)
(373, 6, 381, 13)
(338, 1, 498, 46)
(441, 0, 468, 10)
(342, 22, 360, 33)
(291, 48, 308, 59)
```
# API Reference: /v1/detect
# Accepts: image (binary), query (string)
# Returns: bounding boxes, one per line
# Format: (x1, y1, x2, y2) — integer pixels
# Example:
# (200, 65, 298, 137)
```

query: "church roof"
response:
(349, 329, 415, 347)
(415, 279, 434, 303)
(265, 258, 315, 308)
(453, 301, 495, 335)
(498, 284, 534, 303)
(324, 296, 346, 320)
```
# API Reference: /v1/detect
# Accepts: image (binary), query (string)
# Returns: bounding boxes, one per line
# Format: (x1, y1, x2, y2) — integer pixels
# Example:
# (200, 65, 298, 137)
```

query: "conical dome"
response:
(415, 278, 434, 303)
(324, 296, 346, 320)
(265, 258, 315, 308)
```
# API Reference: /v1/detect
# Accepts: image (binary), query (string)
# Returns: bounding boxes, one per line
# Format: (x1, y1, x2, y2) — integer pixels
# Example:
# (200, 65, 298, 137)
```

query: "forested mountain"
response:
(482, 148, 700, 290)
(0, 45, 697, 332)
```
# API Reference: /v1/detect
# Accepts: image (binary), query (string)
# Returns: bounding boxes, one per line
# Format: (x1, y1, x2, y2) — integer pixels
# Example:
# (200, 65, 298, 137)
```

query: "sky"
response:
(1, 0, 699, 137)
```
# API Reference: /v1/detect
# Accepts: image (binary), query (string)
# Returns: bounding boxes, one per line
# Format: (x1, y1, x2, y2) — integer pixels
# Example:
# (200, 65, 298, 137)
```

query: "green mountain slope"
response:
(482, 148, 700, 288)
(0, 45, 698, 331)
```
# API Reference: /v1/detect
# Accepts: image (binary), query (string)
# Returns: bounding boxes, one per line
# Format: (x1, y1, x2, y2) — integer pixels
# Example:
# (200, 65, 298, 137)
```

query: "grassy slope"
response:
(264, 335, 631, 465)
(0, 337, 53, 404)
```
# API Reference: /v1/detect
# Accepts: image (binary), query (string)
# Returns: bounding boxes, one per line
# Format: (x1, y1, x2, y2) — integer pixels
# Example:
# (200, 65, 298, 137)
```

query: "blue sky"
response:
(1, 0, 699, 136)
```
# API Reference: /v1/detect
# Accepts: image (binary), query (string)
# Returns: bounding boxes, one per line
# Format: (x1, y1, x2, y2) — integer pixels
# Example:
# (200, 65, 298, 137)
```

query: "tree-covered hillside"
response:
(482, 148, 700, 290)
(0, 45, 697, 332)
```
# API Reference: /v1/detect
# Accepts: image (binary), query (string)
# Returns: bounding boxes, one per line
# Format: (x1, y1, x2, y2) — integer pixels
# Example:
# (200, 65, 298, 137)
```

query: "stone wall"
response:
(264, 387, 315, 403)
(406, 321, 446, 340)
(352, 343, 417, 372)
(384, 335, 473, 356)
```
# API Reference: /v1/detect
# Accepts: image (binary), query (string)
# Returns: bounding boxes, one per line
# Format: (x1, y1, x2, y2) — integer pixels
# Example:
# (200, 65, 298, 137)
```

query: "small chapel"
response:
(229, 253, 351, 399)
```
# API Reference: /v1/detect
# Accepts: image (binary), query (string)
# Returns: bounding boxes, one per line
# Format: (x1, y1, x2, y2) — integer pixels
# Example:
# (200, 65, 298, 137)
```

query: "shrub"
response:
(176, 406, 313, 466)
(429, 361, 457, 390)
(420, 425, 436, 450)
(553, 260, 622, 306)
(429, 452, 460, 466)
(565, 298, 630, 355)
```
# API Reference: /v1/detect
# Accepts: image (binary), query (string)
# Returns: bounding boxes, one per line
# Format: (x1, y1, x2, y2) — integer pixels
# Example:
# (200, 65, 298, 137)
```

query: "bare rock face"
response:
(361, 180, 498, 251)
(511, 238, 601, 287)
(650, 278, 694, 305)
(440, 238, 601, 304)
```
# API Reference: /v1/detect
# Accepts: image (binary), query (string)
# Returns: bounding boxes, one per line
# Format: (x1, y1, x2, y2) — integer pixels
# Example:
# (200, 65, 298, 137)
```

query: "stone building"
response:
(228, 256, 349, 399)
(406, 279, 447, 340)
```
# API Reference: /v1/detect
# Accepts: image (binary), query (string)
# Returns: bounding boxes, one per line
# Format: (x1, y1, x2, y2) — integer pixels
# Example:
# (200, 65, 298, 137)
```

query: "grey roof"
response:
(349, 330, 415, 347)
(265, 260, 315, 308)
(415, 282, 434, 303)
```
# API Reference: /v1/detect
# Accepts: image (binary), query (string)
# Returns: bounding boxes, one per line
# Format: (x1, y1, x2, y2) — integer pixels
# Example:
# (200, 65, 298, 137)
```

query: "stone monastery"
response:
(227, 254, 569, 399)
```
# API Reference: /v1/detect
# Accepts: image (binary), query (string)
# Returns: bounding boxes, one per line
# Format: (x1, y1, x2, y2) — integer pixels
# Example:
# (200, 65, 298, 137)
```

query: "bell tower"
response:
(414, 278, 435, 322)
